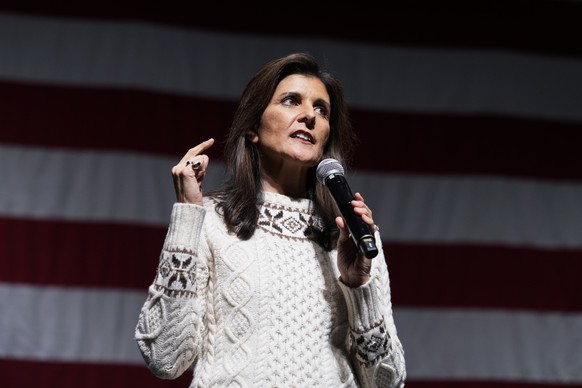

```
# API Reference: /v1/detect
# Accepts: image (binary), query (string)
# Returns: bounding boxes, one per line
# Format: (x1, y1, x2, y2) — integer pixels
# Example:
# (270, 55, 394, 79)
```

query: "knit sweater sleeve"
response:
(134, 203, 210, 379)
(337, 230, 407, 387)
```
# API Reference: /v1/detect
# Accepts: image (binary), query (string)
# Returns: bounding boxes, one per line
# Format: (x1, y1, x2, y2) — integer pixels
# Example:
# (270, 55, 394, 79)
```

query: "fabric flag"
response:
(1, 3, 581, 387)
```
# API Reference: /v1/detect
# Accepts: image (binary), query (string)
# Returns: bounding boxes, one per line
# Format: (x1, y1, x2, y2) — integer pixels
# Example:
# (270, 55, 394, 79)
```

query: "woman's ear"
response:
(246, 130, 259, 143)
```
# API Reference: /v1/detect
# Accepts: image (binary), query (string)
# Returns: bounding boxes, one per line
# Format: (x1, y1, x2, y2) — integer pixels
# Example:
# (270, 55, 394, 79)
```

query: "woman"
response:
(135, 52, 406, 387)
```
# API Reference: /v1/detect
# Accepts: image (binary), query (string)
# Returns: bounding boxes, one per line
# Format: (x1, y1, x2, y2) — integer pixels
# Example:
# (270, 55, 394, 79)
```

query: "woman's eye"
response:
(282, 96, 298, 105)
(315, 106, 329, 118)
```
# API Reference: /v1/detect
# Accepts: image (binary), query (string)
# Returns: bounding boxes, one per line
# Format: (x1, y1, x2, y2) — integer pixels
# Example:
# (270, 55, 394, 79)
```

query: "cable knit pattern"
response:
(135, 192, 406, 387)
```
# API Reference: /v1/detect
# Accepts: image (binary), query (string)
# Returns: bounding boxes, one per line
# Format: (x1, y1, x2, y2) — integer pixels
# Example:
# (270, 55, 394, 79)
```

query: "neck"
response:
(259, 157, 313, 198)
(261, 175, 307, 198)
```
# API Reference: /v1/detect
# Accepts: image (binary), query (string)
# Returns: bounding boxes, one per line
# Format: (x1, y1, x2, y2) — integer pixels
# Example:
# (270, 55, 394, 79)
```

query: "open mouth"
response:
(291, 131, 314, 144)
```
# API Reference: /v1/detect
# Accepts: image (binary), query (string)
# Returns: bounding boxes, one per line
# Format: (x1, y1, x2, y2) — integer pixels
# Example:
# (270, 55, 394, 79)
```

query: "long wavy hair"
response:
(209, 52, 357, 250)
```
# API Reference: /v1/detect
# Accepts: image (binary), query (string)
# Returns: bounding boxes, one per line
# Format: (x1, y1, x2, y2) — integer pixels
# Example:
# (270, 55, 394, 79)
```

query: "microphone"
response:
(316, 158, 378, 259)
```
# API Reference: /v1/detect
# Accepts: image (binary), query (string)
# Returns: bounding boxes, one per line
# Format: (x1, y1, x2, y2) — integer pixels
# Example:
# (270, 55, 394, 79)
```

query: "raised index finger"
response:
(179, 138, 215, 164)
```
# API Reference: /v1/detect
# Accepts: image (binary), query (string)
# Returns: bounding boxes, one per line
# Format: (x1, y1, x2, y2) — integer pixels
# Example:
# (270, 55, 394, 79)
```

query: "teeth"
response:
(293, 133, 313, 143)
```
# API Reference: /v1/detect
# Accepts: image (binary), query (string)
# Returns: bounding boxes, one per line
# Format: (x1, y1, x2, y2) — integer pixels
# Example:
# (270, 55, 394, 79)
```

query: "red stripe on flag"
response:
(352, 109, 582, 181)
(0, 359, 191, 388)
(1, 217, 164, 290)
(0, 81, 231, 160)
(0, 359, 577, 388)
(406, 381, 581, 388)
(2, 81, 581, 181)
(387, 243, 582, 312)
(2, 217, 580, 312)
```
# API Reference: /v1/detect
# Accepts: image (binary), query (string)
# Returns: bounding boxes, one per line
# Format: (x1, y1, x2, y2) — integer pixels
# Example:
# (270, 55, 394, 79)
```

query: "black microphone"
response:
(316, 158, 378, 259)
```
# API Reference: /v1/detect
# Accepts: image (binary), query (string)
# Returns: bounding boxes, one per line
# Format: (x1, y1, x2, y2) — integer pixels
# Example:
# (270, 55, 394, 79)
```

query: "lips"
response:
(291, 130, 314, 144)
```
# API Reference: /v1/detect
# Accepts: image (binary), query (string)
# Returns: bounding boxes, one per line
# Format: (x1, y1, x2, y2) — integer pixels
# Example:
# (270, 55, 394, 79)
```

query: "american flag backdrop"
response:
(1, 3, 581, 387)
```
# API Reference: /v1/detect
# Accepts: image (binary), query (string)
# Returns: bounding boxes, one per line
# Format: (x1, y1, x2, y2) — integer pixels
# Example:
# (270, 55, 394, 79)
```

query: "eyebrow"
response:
(279, 91, 330, 109)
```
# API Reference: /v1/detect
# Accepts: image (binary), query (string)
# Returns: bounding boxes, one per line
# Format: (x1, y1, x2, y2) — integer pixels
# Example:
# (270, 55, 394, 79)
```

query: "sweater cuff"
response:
(163, 203, 206, 253)
(338, 279, 384, 331)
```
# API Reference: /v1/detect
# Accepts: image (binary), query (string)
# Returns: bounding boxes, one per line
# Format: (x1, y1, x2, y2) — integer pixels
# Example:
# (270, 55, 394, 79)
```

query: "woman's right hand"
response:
(336, 192, 374, 288)
(171, 138, 215, 205)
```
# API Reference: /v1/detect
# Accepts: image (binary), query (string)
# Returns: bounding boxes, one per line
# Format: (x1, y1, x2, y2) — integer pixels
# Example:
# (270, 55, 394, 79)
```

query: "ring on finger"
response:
(186, 160, 202, 170)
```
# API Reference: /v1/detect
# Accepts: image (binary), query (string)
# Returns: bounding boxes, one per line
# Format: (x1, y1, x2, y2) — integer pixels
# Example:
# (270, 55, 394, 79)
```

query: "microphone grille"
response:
(316, 158, 345, 183)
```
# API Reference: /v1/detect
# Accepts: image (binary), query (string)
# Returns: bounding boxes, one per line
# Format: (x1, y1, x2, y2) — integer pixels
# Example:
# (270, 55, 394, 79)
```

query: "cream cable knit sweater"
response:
(135, 192, 406, 387)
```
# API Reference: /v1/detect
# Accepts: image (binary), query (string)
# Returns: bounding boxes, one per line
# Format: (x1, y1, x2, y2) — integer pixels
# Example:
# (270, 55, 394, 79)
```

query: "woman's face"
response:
(250, 74, 331, 169)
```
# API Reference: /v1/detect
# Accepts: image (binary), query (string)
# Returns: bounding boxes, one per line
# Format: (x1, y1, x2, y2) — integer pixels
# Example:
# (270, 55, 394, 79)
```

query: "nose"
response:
(300, 108, 316, 129)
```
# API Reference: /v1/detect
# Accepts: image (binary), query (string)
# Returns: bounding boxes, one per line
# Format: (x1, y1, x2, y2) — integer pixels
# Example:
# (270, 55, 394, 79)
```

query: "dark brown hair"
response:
(210, 52, 357, 249)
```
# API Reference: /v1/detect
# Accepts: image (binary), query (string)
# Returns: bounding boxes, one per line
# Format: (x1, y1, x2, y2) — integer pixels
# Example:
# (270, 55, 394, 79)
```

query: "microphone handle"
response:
(326, 174, 378, 258)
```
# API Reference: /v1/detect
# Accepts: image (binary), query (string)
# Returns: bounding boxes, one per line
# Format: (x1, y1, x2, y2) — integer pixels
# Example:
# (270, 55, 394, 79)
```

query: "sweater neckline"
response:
(262, 191, 312, 211)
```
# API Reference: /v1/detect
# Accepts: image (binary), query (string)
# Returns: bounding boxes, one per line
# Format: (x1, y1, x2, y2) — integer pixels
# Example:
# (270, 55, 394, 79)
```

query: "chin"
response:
(296, 157, 319, 167)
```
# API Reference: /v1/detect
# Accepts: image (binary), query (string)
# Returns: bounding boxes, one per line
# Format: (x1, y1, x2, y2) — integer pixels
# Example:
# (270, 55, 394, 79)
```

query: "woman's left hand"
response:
(336, 192, 376, 288)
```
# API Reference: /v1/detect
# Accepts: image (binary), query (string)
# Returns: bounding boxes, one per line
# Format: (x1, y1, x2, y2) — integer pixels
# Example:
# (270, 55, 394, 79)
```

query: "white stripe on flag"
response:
(2, 144, 581, 249)
(0, 282, 146, 364)
(1, 13, 582, 122)
(2, 283, 581, 383)
(396, 307, 582, 383)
